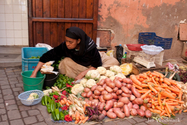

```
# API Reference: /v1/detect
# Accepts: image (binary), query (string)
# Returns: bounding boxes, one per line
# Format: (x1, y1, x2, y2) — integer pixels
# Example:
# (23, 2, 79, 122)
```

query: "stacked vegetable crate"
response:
(22, 47, 48, 71)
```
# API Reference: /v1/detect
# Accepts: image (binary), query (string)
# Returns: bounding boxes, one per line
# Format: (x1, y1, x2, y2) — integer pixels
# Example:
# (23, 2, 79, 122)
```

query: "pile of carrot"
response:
(130, 71, 184, 118)
(72, 111, 89, 124)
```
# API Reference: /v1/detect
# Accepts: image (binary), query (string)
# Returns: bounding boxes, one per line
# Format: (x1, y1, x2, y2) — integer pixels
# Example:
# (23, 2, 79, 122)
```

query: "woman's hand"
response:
(75, 72, 85, 81)
(30, 61, 44, 78)
(30, 72, 37, 78)
(75, 67, 96, 81)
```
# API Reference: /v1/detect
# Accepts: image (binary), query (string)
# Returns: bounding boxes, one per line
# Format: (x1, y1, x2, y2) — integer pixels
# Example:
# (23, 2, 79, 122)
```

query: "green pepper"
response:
(50, 100, 56, 112)
(59, 111, 64, 120)
(56, 103, 61, 109)
(47, 96, 51, 104)
(55, 108, 60, 121)
(44, 96, 48, 105)
(58, 83, 62, 89)
(46, 104, 51, 113)
(41, 96, 45, 106)
(52, 111, 57, 121)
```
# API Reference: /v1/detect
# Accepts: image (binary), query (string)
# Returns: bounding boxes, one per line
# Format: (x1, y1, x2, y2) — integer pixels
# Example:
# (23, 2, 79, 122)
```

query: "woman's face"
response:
(65, 36, 80, 50)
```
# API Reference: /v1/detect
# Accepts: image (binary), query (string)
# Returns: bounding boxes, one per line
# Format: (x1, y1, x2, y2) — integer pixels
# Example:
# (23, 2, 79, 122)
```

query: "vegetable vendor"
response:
(30, 27, 119, 80)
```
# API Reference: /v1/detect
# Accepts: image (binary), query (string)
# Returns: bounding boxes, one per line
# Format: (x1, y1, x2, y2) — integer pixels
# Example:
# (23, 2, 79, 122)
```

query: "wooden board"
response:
(28, 0, 98, 47)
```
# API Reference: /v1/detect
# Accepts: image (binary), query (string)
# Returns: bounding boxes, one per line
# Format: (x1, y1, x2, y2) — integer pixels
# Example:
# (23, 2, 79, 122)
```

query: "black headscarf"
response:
(65, 27, 96, 56)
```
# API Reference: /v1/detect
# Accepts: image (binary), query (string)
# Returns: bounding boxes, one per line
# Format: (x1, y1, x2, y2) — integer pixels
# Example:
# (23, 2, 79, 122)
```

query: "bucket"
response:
(21, 71, 46, 91)
(43, 73, 59, 89)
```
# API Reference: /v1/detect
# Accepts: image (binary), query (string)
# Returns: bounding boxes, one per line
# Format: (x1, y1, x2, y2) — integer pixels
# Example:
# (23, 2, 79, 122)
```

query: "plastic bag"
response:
(35, 43, 53, 50)
(120, 63, 133, 76)
(106, 50, 114, 57)
(115, 45, 123, 64)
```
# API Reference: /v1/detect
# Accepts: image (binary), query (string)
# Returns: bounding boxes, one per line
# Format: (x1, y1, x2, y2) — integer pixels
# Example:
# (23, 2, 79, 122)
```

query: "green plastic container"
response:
(21, 71, 46, 91)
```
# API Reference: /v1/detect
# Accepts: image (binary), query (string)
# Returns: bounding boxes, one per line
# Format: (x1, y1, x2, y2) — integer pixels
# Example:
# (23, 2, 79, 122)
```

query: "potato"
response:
(119, 97, 129, 104)
(127, 102, 133, 109)
(94, 90, 101, 96)
(121, 93, 130, 97)
(89, 96, 93, 101)
(130, 109, 137, 116)
(111, 93, 118, 99)
(121, 86, 130, 94)
(105, 78, 112, 84)
(132, 104, 139, 109)
(81, 92, 87, 97)
(97, 86, 104, 92)
(123, 105, 130, 117)
(140, 105, 146, 112)
(145, 110, 152, 118)
(101, 90, 108, 95)
(92, 94, 100, 99)
(130, 95, 135, 101)
(107, 111, 117, 119)
(113, 87, 118, 92)
(99, 102, 105, 111)
(103, 94, 113, 101)
(131, 86, 141, 98)
(114, 79, 122, 88)
(123, 78, 133, 84)
(122, 82, 127, 86)
(103, 84, 106, 88)
(105, 86, 113, 93)
(86, 91, 92, 98)
(116, 102, 124, 108)
(113, 108, 125, 118)
(106, 81, 115, 89)
(99, 95, 105, 102)
(126, 84, 132, 89)
(108, 108, 113, 112)
(105, 100, 114, 110)
(116, 90, 122, 95)
(84, 87, 91, 93)
(133, 98, 143, 105)
(137, 109, 145, 117)
(97, 79, 105, 86)
(101, 110, 107, 116)
(91, 85, 97, 91)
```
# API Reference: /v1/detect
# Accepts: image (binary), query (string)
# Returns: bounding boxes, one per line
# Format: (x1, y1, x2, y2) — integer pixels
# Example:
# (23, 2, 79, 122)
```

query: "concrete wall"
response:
(97, 0, 187, 59)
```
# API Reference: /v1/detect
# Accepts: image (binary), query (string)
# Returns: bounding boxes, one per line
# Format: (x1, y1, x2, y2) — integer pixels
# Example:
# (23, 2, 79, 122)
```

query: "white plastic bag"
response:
(35, 43, 53, 50)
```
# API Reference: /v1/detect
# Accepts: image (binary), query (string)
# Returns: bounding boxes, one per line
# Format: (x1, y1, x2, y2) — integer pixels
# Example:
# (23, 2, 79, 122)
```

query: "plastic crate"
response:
(138, 32, 156, 44)
(138, 32, 172, 49)
(22, 47, 48, 71)
(153, 36, 172, 49)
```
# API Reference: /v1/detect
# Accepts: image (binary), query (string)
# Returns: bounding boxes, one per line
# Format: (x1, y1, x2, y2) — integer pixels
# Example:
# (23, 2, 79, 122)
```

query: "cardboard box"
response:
(181, 42, 187, 61)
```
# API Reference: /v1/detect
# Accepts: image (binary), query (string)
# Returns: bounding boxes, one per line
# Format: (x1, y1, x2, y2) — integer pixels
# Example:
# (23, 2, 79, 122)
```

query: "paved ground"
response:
(0, 66, 187, 125)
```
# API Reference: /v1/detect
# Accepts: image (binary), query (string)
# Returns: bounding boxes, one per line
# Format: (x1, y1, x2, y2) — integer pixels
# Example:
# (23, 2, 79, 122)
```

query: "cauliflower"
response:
(105, 70, 115, 78)
(99, 76, 107, 81)
(96, 67, 107, 75)
(71, 84, 84, 95)
(110, 65, 122, 74)
(43, 89, 52, 96)
(80, 78, 88, 87)
(110, 76, 116, 81)
(85, 79, 96, 88)
(85, 70, 100, 80)
(27, 93, 39, 100)
(115, 73, 126, 79)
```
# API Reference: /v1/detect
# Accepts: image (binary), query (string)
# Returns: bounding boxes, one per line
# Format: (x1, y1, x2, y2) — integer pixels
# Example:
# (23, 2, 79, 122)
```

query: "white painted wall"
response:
(0, 0, 28, 46)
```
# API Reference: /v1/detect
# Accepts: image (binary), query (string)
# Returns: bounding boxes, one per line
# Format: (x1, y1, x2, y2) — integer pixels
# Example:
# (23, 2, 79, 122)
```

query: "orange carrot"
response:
(133, 83, 142, 90)
(141, 84, 149, 87)
(141, 90, 151, 99)
(166, 102, 171, 113)
(130, 75, 142, 86)
(139, 74, 147, 79)
(160, 111, 166, 116)
(153, 71, 164, 78)
(158, 93, 163, 109)
(149, 109, 161, 114)
(148, 83, 158, 93)
(160, 90, 175, 99)
(151, 72, 160, 77)
(183, 109, 187, 112)
(163, 78, 171, 85)
(82, 116, 89, 124)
